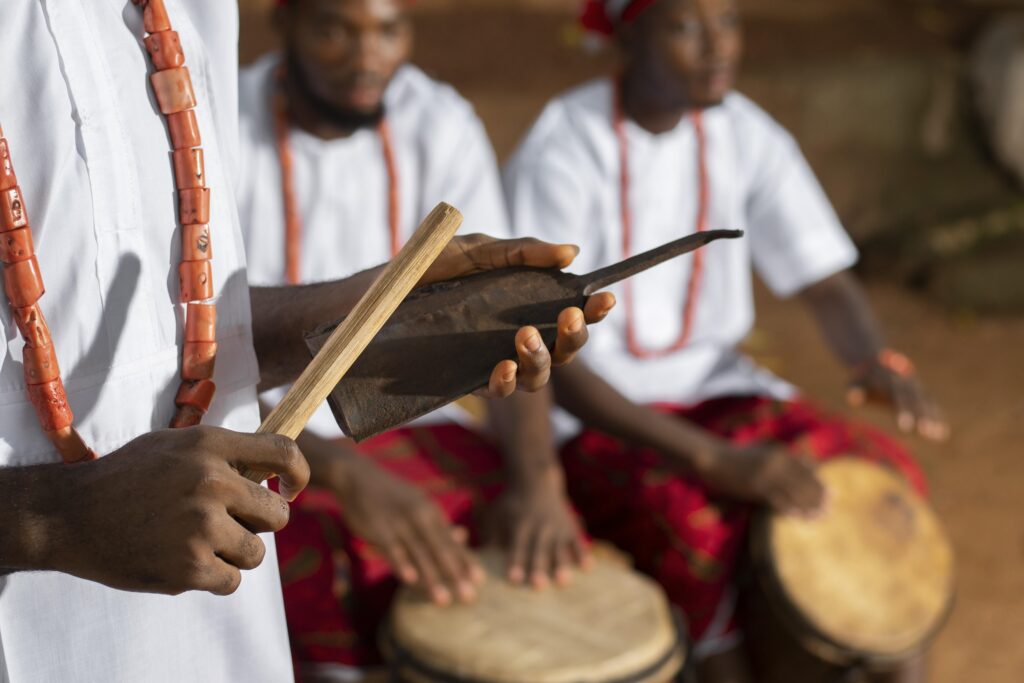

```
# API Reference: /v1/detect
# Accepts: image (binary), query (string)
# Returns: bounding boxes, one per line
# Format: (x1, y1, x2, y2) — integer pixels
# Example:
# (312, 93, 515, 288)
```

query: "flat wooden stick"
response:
(242, 202, 463, 483)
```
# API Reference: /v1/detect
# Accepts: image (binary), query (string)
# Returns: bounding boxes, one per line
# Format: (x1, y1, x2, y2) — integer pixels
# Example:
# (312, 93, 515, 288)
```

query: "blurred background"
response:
(237, 1, 1024, 680)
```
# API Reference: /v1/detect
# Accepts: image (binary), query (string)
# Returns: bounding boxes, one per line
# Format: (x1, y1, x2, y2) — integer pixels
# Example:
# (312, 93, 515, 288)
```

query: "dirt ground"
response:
(240, 3, 1023, 680)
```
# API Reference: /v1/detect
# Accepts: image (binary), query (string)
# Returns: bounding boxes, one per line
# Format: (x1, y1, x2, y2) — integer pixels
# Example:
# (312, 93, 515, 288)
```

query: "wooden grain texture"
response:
(751, 458, 955, 664)
(386, 547, 685, 683)
(242, 202, 463, 483)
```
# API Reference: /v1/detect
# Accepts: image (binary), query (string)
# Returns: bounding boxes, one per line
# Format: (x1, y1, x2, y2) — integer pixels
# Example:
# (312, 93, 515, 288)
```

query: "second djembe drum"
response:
(749, 458, 955, 669)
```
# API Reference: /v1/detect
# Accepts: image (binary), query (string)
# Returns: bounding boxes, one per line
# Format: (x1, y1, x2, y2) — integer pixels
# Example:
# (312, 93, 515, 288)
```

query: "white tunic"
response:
(238, 55, 510, 437)
(0, 2, 291, 681)
(504, 79, 858, 440)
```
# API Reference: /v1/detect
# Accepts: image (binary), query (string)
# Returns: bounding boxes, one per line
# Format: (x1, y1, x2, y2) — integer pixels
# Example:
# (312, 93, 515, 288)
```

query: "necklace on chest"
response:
(614, 79, 710, 360)
(0, 0, 219, 462)
(273, 78, 401, 286)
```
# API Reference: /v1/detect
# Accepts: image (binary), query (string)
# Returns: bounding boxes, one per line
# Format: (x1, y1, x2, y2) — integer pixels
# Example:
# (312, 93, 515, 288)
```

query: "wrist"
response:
(506, 458, 565, 495)
(674, 437, 729, 476)
(646, 417, 726, 474)
(855, 348, 916, 378)
(316, 447, 358, 494)
(0, 463, 76, 572)
(296, 434, 358, 492)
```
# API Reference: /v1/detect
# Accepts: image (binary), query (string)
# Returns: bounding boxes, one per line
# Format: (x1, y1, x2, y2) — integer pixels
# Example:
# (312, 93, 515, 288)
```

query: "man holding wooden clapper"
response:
(0, 2, 612, 681)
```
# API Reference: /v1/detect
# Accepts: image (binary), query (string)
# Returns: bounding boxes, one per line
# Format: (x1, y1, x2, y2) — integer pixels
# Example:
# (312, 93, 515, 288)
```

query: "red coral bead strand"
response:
(137, 0, 220, 428)
(0, 125, 95, 463)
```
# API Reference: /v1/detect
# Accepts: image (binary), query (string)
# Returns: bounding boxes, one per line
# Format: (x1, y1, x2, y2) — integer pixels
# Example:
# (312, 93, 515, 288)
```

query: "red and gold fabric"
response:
(560, 396, 927, 646)
(276, 425, 507, 674)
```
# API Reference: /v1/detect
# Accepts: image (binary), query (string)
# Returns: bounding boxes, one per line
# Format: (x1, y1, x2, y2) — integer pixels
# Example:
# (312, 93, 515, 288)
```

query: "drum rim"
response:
(748, 473, 956, 666)
(381, 611, 689, 683)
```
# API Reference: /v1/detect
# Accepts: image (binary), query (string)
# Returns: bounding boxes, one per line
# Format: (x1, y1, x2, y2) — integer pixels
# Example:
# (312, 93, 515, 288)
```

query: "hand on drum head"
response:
(329, 455, 484, 606)
(40, 427, 309, 596)
(693, 442, 828, 517)
(486, 470, 592, 589)
(418, 233, 617, 398)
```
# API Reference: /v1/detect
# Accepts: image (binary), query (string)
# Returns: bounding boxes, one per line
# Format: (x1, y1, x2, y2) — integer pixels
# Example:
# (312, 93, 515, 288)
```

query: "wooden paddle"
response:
(240, 202, 463, 483)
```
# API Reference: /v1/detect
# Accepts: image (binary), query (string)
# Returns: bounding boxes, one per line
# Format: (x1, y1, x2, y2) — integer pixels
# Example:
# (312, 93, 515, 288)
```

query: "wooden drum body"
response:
(383, 548, 686, 683)
(749, 458, 955, 668)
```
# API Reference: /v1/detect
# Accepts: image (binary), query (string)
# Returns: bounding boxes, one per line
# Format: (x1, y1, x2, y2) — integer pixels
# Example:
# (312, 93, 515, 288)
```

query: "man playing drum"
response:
(504, 1, 949, 681)
(0, 1, 608, 680)
(237, 0, 606, 677)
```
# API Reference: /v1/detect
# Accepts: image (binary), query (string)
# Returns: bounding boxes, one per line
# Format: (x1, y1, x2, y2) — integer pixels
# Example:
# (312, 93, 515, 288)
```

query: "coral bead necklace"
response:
(0, 0, 218, 463)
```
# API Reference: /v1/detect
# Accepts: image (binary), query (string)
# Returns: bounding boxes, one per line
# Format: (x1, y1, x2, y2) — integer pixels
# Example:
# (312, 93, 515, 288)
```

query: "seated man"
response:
(504, 1, 948, 681)
(237, 0, 609, 676)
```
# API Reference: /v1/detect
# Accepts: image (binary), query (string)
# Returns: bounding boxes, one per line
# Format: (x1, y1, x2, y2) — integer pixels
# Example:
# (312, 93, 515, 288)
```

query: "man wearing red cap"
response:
(506, 1, 947, 681)
(236, 0, 606, 678)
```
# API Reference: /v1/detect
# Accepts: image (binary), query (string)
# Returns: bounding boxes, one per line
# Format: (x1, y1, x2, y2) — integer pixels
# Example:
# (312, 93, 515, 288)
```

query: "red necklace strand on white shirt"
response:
(0, 0, 219, 463)
(614, 80, 709, 360)
(274, 80, 401, 285)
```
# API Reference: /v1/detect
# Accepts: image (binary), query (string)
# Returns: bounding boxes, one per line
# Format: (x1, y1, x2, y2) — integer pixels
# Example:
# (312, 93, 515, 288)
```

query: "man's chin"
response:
(313, 98, 387, 130)
(691, 89, 730, 109)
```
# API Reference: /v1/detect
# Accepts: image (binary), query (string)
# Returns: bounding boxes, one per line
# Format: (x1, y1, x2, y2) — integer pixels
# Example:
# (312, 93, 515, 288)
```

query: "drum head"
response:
(386, 548, 685, 683)
(753, 458, 955, 663)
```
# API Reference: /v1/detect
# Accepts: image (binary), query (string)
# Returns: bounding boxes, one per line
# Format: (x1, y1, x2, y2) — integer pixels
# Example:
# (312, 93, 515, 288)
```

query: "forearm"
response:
(551, 362, 721, 472)
(0, 464, 69, 573)
(488, 389, 563, 490)
(250, 265, 383, 391)
(799, 270, 885, 368)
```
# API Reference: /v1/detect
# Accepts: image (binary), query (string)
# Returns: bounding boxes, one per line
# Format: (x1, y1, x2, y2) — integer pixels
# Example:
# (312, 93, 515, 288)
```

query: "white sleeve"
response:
(431, 113, 511, 239)
(745, 123, 858, 298)
(503, 124, 600, 274)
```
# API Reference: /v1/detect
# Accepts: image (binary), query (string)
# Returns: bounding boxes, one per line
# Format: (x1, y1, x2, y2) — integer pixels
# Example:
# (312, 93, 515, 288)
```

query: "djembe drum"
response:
(382, 547, 687, 683)
(747, 458, 955, 678)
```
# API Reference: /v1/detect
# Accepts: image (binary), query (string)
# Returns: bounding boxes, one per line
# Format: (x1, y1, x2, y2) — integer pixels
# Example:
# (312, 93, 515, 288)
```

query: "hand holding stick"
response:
(241, 202, 464, 483)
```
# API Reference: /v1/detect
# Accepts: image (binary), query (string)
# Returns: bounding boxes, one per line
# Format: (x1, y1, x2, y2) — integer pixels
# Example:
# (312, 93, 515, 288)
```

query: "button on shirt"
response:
(238, 55, 511, 437)
(503, 79, 858, 441)
(0, 2, 290, 680)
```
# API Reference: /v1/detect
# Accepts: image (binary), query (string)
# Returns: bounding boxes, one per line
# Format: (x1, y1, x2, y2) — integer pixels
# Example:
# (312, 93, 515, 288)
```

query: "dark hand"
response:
(847, 355, 949, 442)
(487, 469, 591, 588)
(420, 234, 617, 397)
(50, 427, 309, 595)
(693, 442, 827, 517)
(330, 455, 483, 606)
